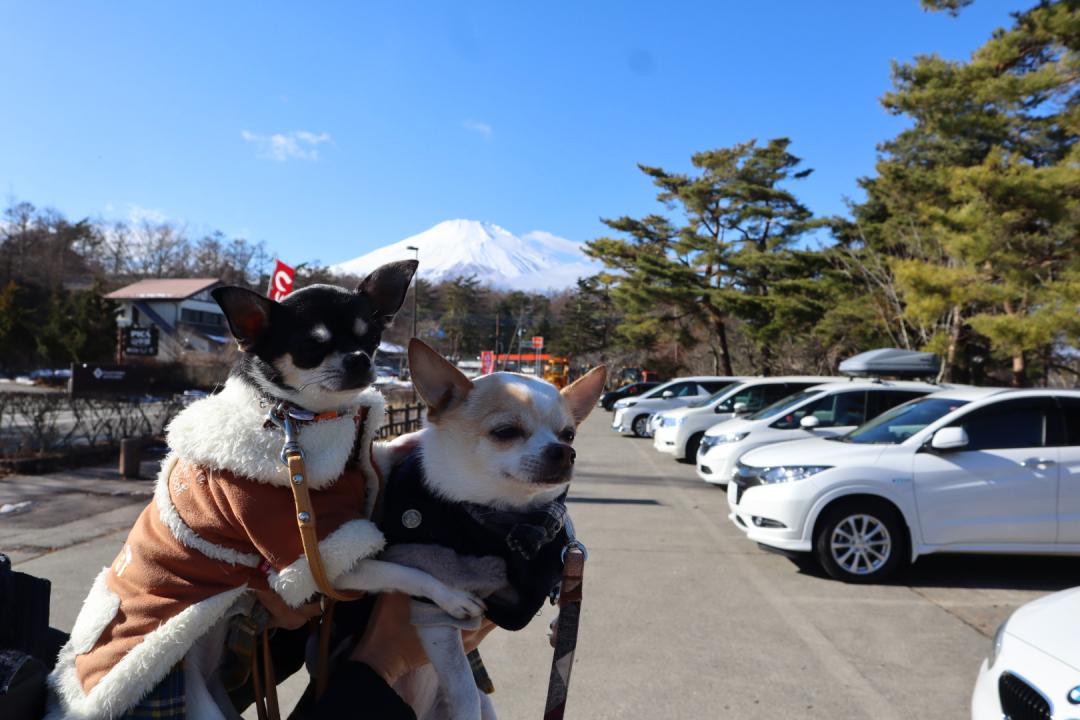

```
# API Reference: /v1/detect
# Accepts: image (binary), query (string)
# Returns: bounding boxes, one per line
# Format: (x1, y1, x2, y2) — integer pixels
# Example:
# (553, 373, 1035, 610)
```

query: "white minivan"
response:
(652, 377, 833, 461)
(611, 376, 740, 437)
(696, 380, 938, 485)
(728, 388, 1080, 582)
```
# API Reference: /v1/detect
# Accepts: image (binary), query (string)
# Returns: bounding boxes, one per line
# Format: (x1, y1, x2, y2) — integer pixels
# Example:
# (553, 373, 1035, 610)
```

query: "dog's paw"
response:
(432, 588, 486, 619)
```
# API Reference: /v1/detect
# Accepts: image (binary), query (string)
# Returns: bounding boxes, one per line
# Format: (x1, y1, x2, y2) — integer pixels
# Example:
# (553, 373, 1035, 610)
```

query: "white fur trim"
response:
(165, 376, 385, 491)
(268, 519, 386, 607)
(154, 453, 261, 568)
(47, 585, 248, 720)
(66, 569, 121, 656)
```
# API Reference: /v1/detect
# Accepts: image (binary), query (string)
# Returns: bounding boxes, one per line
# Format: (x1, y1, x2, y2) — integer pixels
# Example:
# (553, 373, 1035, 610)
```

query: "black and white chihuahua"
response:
(213, 260, 412, 413)
(209, 260, 487, 618)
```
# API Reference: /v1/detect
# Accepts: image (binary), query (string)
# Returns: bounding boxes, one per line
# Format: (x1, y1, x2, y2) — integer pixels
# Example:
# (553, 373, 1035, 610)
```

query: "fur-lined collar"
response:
(166, 377, 385, 490)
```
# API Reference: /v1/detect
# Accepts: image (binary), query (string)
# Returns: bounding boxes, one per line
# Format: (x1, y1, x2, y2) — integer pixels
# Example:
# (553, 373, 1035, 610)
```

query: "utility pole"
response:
(406, 245, 419, 401)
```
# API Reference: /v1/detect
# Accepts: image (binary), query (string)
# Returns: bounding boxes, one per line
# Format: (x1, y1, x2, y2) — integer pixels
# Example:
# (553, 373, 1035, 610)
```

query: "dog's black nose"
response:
(542, 443, 576, 470)
(342, 352, 372, 374)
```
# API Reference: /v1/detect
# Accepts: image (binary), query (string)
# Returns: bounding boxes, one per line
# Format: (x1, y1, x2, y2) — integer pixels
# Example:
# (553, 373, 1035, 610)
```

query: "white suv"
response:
(652, 377, 833, 461)
(611, 377, 740, 437)
(728, 388, 1080, 582)
(697, 380, 938, 485)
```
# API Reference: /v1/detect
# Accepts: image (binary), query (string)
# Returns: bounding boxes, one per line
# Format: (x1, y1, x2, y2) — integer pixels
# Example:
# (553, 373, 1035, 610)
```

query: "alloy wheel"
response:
(829, 514, 892, 576)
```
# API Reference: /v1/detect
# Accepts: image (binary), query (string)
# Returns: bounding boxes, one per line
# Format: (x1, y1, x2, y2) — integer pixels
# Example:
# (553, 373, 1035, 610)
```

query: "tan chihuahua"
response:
(378, 339, 606, 720)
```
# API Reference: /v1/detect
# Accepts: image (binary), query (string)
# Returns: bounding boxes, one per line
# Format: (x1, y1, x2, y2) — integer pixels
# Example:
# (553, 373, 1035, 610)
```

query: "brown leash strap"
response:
(250, 633, 269, 720)
(285, 452, 364, 603)
(261, 630, 280, 720)
(543, 542, 586, 720)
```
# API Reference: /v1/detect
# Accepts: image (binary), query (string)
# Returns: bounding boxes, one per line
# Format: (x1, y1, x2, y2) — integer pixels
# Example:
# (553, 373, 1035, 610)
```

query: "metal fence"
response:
(378, 403, 425, 439)
(0, 393, 185, 457)
(0, 392, 424, 458)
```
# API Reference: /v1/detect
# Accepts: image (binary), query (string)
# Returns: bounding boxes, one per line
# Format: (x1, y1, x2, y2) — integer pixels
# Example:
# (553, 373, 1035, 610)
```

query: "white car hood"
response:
(739, 436, 887, 468)
(704, 416, 755, 437)
(1004, 586, 1080, 671)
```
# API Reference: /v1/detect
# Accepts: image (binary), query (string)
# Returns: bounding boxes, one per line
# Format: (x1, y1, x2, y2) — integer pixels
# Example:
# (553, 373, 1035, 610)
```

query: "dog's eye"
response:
(559, 428, 576, 443)
(490, 425, 525, 441)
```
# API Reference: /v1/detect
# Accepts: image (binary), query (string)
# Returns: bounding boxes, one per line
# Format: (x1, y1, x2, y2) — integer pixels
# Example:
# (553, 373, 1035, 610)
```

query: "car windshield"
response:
(638, 383, 672, 400)
(749, 389, 824, 420)
(839, 397, 970, 444)
(688, 382, 745, 409)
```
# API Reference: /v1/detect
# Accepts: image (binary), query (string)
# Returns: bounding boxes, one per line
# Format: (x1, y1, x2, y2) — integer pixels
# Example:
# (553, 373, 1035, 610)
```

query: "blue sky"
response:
(0, 1, 1022, 267)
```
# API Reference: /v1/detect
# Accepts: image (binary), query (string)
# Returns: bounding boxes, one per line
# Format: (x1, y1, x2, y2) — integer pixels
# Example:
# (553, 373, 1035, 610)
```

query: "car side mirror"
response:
(931, 426, 969, 451)
(661, 390, 674, 399)
(800, 415, 820, 430)
(733, 402, 749, 414)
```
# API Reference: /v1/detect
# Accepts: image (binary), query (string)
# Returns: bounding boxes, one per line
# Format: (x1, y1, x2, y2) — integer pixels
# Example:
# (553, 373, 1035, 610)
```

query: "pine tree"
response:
(847, 0, 1080, 385)
(586, 139, 823, 374)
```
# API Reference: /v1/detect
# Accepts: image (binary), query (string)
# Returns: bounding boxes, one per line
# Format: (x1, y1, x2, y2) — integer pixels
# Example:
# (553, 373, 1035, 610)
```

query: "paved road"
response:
(9, 411, 1079, 718)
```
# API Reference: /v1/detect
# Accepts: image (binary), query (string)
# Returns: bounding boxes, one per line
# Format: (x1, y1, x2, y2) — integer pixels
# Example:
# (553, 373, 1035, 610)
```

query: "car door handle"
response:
(1020, 458, 1056, 469)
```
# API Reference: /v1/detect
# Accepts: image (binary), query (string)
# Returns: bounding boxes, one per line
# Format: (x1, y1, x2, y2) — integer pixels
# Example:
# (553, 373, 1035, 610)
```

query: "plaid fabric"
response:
(463, 494, 568, 560)
(120, 665, 186, 719)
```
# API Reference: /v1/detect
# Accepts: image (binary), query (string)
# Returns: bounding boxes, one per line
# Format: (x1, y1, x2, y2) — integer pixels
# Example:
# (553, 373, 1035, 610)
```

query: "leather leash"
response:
(544, 519, 587, 720)
(250, 405, 368, 719)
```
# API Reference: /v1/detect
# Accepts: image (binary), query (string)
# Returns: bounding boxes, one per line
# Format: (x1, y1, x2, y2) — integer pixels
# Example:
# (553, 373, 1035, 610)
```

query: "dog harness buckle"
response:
(266, 404, 306, 465)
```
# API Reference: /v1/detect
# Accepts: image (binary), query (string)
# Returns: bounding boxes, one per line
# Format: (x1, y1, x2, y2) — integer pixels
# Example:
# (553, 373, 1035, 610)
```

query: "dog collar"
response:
(263, 402, 360, 429)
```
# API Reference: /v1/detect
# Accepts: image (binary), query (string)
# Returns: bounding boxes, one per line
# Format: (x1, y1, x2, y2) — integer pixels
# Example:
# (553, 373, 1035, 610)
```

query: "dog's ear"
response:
(409, 338, 473, 421)
(211, 286, 277, 351)
(358, 260, 419, 322)
(560, 365, 607, 426)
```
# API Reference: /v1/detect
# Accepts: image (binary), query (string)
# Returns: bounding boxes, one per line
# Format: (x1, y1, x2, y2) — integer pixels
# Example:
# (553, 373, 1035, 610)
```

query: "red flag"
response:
(267, 259, 296, 301)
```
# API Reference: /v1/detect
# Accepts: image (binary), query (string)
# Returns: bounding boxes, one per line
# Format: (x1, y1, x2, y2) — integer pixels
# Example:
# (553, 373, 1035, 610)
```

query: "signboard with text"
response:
(531, 336, 544, 350)
(122, 326, 158, 357)
(69, 364, 154, 398)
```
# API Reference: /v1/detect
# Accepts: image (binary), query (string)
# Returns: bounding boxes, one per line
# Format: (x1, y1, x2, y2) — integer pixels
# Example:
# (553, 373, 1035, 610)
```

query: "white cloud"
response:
(522, 230, 591, 260)
(462, 120, 493, 138)
(241, 129, 331, 161)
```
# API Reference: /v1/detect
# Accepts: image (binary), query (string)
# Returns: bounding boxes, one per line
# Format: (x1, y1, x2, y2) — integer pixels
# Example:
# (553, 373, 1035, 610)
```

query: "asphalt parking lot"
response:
(10, 411, 1080, 718)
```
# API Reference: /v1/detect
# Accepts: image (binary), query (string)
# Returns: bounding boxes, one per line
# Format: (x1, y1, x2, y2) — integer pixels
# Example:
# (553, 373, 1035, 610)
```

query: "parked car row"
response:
(605, 355, 1080, 719)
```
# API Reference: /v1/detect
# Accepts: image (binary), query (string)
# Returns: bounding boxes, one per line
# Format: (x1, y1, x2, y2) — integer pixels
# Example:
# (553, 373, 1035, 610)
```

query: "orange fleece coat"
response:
(47, 378, 388, 720)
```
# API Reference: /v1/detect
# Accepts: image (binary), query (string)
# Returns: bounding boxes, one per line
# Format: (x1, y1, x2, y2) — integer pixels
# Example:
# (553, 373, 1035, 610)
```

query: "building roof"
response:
(105, 278, 221, 301)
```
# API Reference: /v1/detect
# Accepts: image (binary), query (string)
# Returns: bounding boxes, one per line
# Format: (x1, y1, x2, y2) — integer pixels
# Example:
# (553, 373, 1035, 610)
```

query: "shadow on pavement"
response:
(900, 553, 1080, 592)
(575, 471, 706, 489)
(567, 497, 663, 506)
(789, 552, 1080, 592)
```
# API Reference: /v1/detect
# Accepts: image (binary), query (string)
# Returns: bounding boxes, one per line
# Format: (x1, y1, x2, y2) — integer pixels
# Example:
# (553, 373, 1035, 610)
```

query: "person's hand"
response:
(254, 588, 322, 630)
(350, 593, 496, 685)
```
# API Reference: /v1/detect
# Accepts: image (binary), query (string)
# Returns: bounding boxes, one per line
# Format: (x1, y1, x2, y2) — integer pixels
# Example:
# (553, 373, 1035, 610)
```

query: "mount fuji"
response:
(330, 220, 602, 292)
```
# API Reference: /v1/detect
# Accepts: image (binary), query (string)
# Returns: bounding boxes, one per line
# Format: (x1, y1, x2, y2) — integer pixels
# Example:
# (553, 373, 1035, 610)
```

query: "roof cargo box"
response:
(839, 348, 941, 378)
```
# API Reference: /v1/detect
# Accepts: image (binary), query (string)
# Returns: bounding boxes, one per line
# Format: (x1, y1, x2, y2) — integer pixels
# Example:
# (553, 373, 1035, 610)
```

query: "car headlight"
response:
(700, 432, 749, 453)
(989, 619, 1008, 667)
(624, 401, 637, 407)
(758, 465, 832, 484)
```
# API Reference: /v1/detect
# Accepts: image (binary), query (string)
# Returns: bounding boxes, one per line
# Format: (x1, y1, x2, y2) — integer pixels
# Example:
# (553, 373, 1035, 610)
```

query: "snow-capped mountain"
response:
(330, 219, 601, 291)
